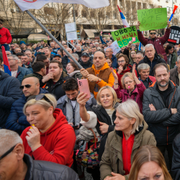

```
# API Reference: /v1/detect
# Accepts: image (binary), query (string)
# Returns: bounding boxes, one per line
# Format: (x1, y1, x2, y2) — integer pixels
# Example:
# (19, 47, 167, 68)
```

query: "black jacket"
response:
(143, 81, 180, 145)
(79, 59, 93, 69)
(0, 71, 22, 128)
(24, 154, 79, 180)
(139, 54, 166, 76)
(170, 67, 179, 86)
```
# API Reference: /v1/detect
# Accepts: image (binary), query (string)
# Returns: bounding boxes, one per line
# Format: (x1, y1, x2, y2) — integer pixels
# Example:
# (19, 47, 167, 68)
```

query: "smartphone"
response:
(77, 79, 91, 99)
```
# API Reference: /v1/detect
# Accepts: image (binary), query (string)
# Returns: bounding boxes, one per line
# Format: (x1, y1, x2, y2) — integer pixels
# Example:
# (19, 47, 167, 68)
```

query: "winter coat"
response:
(0, 27, 12, 44)
(170, 67, 179, 86)
(114, 81, 146, 112)
(143, 81, 180, 145)
(0, 71, 22, 128)
(138, 54, 166, 76)
(6, 88, 47, 135)
(79, 60, 93, 69)
(24, 154, 79, 180)
(100, 121, 156, 180)
(137, 28, 170, 62)
(111, 55, 118, 69)
(16, 66, 32, 84)
(21, 108, 76, 167)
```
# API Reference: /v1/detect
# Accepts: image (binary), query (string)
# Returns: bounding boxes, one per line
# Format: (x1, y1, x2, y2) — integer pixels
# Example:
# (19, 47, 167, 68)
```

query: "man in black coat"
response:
(0, 129, 79, 180)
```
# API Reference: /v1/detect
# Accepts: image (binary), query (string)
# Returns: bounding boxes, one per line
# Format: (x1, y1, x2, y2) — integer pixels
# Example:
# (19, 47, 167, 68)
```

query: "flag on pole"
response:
(1, 46, 11, 76)
(117, 5, 129, 28)
(14, 0, 110, 11)
(169, 5, 178, 21)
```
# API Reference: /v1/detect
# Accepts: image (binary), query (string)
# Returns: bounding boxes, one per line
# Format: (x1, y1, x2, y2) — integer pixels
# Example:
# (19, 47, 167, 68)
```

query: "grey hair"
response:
(145, 44, 155, 50)
(136, 52, 144, 57)
(0, 129, 22, 155)
(25, 50, 32, 54)
(7, 54, 19, 60)
(177, 56, 180, 63)
(72, 53, 79, 61)
(5, 51, 11, 54)
(137, 63, 150, 72)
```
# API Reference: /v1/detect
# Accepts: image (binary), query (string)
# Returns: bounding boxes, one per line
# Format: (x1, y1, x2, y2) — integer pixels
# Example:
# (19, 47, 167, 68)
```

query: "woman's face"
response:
(168, 47, 174, 55)
(25, 104, 53, 131)
(137, 161, 164, 180)
(124, 77, 135, 91)
(106, 59, 112, 67)
(99, 88, 114, 109)
(131, 51, 136, 58)
(114, 111, 135, 132)
(66, 63, 75, 74)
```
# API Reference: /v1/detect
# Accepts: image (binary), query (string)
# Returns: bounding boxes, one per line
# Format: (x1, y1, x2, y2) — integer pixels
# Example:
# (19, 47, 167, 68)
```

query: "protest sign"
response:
(65, 22, 77, 41)
(168, 26, 180, 44)
(137, 8, 167, 31)
(111, 26, 139, 48)
(105, 41, 121, 55)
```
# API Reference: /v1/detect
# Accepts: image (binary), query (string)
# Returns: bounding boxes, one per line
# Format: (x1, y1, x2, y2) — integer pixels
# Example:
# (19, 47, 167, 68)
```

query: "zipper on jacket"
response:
(167, 127, 169, 145)
(117, 159, 119, 173)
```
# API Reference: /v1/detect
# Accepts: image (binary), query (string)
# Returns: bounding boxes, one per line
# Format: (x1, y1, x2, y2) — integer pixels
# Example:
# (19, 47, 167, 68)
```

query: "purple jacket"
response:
(137, 28, 171, 62)
(114, 81, 146, 112)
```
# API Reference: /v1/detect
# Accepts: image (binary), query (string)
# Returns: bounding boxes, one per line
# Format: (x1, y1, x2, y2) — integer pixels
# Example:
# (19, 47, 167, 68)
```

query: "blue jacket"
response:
(22, 64, 33, 73)
(111, 55, 118, 68)
(0, 71, 22, 128)
(6, 88, 48, 135)
(17, 66, 32, 84)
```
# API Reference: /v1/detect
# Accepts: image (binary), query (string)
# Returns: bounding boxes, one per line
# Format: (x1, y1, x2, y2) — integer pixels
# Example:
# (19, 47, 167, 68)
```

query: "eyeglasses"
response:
(0, 144, 16, 160)
(118, 60, 125, 63)
(150, 33, 156, 35)
(35, 94, 53, 106)
(20, 84, 31, 90)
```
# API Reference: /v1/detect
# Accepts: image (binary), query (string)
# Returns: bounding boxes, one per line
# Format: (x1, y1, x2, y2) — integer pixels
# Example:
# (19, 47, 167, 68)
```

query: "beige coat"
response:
(100, 121, 156, 180)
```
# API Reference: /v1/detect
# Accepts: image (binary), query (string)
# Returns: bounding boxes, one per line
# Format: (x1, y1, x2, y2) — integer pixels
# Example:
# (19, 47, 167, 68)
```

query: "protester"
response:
(75, 44, 83, 57)
(112, 64, 146, 112)
(100, 100, 156, 180)
(128, 145, 172, 180)
(6, 76, 47, 134)
(79, 52, 92, 69)
(106, 57, 113, 68)
(21, 93, 76, 167)
(138, 44, 166, 76)
(0, 129, 79, 180)
(135, 52, 144, 65)
(24, 50, 34, 63)
(129, 50, 136, 65)
(21, 54, 33, 72)
(80, 50, 114, 98)
(8, 55, 32, 83)
(143, 63, 180, 170)
(105, 48, 118, 68)
(36, 54, 50, 74)
(66, 62, 82, 80)
(137, 21, 171, 62)
(0, 20, 12, 51)
(52, 54, 62, 62)
(170, 56, 180, 86)
(137, 63, 156, 88)
(14, 47, 22, 54)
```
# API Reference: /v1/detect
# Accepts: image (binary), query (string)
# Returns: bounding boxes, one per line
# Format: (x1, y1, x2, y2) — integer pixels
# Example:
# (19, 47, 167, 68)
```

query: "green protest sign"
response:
(137, 8, 167, 31)
(111, 26, 139, 48)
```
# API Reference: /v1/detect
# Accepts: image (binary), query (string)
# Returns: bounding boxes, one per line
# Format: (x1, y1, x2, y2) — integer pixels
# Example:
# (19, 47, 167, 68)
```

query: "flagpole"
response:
(25, 10, 83, 69)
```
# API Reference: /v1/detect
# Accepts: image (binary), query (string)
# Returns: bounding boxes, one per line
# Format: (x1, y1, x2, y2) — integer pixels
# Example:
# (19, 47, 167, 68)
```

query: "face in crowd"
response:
(139, 68, 150, 80)
(145, 46, 155, 60)
(149, 30, 157, 39)
(117, 57, 127, 70)
(93, 51, 106, 70)
(49, 62, 63, 80)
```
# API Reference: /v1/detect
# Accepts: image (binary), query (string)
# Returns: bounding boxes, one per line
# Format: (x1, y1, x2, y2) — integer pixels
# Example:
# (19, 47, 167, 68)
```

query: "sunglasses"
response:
(0, 144, 16, 160)
(20, 84, 31, 90)
(35, 94, 53, 106)
(150, 33, 156, 35)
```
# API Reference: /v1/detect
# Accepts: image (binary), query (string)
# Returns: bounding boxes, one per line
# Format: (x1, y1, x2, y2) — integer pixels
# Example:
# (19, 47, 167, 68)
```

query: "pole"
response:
(73, 4, 76, 23)
(25, 10, 83, 69)
(172, 0, 173, 25)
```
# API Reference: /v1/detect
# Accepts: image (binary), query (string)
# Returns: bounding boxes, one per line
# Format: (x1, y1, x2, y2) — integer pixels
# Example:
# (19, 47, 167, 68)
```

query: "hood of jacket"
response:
(0, 70, 10, 80)
(92, 62, 109, 72)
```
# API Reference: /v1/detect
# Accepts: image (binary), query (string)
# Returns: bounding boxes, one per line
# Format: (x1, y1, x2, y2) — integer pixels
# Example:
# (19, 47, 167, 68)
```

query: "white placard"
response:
(66, 32, 77, 41)
(105, 41, 121, 55)
(65, 22, 76, 33)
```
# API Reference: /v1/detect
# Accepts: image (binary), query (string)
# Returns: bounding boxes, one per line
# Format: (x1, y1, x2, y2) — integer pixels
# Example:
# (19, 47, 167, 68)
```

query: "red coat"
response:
(137, 28, 170, 62)
(0, 27, 12, 44)
(21, 108, 76, 167)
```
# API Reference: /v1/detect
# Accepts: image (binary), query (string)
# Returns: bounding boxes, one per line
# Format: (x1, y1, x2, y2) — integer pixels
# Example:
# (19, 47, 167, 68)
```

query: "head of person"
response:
(145, 44, 156, 61)
(121, 72, 136, 91)
(117, 54, 129, 70)
(121, 47, 125, 53)
(24, 50, 32, 58)
(128, 145, 172, 180)
(137, 63, 150, 80)
(93, 50, 106, 70)
(57, 49, 63, 57)
(20, 43, 26, 50)
(6, 51, 11, 56)
(0, 129, 25, 180)
(130, 50, 136, 60)
(96, 86, 118, 109)
(149, 30, 157, 39)
(76, 44, 82, 52)
(21, 76, 40, 97)
(81, 52, 90, 63)
(32, 61, 46, 76)
(0, 20, 3, 29)
(23, 94, 57, 132)
(71, 53, 79, 62)
(14, 48, 22, 54)
(91, 46, 97, 54)
(114, 99, 143, 134)
(49, 60, 63, 80)
(43, 47, 51, 57)
(165, 44, 174, 55)
(106, 57, 113, 67)
(105, 48, 113, 58)
(176, 56, 180, 72)
(62, 78, 79, 101)
(131, 44, 136, 51)
(53, 54, 62, 62)
(36, 54, 50, 67)
(66, 62, 79, 74)
(135, 52, 144, 64)
(7, 55, 19, 68)
(50, 42, 55, 48)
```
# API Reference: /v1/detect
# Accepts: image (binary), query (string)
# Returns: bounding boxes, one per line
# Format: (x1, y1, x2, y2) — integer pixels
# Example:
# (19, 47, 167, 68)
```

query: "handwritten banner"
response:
(111, 26, 139, 48)
(137, 8, 167, 31)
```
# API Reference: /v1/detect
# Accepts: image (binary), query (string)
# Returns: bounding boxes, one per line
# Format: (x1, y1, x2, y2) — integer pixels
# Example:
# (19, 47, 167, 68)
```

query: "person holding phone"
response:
(77, 86, 119, 180)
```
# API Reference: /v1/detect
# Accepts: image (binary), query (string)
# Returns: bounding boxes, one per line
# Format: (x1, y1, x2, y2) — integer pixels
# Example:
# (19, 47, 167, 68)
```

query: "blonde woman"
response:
(100, 99, 156, 180)
(21, 93, 76, 167)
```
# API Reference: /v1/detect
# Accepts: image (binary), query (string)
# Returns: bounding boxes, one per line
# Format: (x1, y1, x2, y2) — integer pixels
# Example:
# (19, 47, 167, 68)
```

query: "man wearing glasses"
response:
(0, 129, 79, 180)
(137, 21, 171, 62)
(6, 76, 47, 135)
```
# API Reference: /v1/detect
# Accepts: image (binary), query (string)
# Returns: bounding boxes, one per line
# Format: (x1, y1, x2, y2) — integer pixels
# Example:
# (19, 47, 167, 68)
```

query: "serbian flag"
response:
(169, 5, 178, 21)
(14, 0, 110, 11)
(117, 5, 129, 28)
(1, 46, 11, 75)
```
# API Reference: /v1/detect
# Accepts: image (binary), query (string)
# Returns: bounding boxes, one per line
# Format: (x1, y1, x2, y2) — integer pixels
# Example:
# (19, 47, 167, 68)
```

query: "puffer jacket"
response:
(24, 154, 79, 180)
(100, 121, 156, 180)
(143, 81, 180, 145)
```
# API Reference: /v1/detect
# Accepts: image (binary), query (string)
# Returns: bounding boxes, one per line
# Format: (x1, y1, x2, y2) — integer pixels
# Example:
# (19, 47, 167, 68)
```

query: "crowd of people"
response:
(1, 19, 180, 180)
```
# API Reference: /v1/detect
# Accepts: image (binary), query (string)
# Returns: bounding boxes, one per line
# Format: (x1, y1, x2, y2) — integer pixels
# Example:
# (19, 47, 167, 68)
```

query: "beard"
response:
(157, 79, 169, 87)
